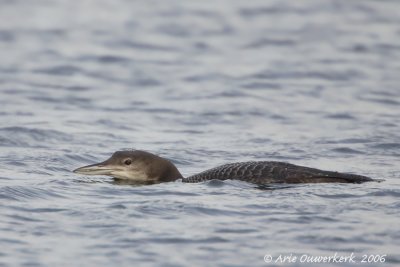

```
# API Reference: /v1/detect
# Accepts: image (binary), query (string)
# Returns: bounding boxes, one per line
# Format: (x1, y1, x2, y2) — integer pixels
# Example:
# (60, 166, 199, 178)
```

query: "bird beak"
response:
(73, 161, 114, 176)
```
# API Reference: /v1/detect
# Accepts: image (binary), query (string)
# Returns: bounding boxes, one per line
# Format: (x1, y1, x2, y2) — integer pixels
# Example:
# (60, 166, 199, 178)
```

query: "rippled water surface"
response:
(1, 0, 400, 266)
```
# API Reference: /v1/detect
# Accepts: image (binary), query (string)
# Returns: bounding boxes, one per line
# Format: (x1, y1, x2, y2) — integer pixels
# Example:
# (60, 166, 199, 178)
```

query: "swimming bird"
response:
(73, 150, 375, 185)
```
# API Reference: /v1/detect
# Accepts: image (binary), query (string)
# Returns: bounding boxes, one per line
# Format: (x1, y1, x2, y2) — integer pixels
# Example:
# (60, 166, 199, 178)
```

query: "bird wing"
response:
(183, 161, 373, 184)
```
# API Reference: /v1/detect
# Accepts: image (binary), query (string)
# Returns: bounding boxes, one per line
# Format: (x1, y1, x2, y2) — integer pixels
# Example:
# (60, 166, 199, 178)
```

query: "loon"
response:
(73, 150, 375, 185)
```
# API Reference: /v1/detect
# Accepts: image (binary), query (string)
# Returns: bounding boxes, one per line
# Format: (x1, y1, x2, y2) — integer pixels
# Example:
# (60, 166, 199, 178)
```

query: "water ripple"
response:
(0, 186, 65, 201)
(0, 127, 73, 147)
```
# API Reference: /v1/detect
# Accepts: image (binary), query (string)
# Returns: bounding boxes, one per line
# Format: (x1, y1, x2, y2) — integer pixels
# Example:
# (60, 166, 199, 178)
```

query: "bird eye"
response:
(124, 159, 132, 165)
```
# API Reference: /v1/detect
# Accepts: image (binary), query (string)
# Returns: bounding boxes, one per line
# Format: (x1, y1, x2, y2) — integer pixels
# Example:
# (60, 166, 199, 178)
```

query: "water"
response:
(1, 0, 400, 266)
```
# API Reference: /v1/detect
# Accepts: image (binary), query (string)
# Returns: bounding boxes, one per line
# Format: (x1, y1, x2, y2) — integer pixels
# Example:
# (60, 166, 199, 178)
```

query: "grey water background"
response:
(1, 0, 400, 266)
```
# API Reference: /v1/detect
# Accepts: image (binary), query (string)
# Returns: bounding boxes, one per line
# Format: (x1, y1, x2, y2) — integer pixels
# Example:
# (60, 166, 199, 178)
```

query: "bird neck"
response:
(147, 158, 183, 183)
(158, 163, 183, 182)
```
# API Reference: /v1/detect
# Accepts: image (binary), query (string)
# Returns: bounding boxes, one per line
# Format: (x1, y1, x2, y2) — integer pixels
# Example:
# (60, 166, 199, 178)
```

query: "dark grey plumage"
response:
(183, 161, 373, 184)
(73, 150, 375, 185)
